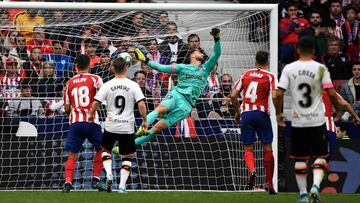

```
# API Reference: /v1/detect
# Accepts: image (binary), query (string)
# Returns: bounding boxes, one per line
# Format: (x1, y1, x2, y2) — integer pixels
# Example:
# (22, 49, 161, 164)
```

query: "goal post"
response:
(0, 2, 278, 191)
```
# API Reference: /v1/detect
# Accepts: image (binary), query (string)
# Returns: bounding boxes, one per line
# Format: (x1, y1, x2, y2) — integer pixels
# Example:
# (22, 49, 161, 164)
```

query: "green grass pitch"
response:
(1, 191, 359, 203)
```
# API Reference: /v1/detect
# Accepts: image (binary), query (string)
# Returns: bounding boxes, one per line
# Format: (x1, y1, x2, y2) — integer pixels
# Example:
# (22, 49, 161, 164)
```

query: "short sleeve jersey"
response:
(278, 60, 333, 127)
(65, 73, 103, 125)
(234, 68, 277, 114)
(94, 77, 145, 134)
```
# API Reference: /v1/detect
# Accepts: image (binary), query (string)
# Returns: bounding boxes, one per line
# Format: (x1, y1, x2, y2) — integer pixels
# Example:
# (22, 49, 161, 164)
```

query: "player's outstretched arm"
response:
(326, 88, 341, 114)
(339, 98, 360, 125)
(203, 28, 221, 73)
(134, 48, 181, 74)
(137, 100, 148, 135)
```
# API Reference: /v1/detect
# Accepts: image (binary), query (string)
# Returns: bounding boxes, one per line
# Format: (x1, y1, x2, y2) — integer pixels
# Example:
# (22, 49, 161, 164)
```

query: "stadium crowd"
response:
(279, 0, 360, 122)
(0, 0, 359, 122)
(0, 2, 236, 119)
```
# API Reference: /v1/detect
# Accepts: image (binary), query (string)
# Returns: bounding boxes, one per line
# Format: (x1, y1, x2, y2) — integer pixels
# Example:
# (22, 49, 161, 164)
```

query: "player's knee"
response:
(313, 158, 327, 171)
(295, 160, 308, 175)
(121, 158, 132, 171)
(263, 144, 272, 152)
(101, 151, 111, 161)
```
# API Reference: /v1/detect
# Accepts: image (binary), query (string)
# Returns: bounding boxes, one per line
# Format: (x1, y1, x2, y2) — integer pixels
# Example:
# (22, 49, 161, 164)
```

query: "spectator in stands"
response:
(348, 31, 360, 63)
(27, 26, 53, 55)
(122, 11, 145, 37)
(280, 2, 309, 64)
(35, 61, 63, 98)
(212, 73, 236, 118)
(46, 10, 67, 42)
(329, 0, 345, 40)
(91, 49, 113, 83)
(127, 45, 142, 79)
(3, 30, 19, 54)
(0, 10, 10, 38)
(96, 35, 116, 55)
(340, 63, 360, 108)
(341, 6, 359, 50)
(84, 39, 100, 69)
(136, 26, 149, 47)
(133, 70, 154, 116)
(159, 21, 189, 63)
(322, 36, 352, 92)
(154, 11, 169, 36)
(14, 9, 44, 41)
(8, 82, 43, 116)
(141, 62, 163, 106)
(206, 64, 221, 97)
(178, 33, 208, 64)
(146, 38, 169, 65)
(146, 38, 171, 88)
(22, 47, 42, 87)
(43, 41, 74, 79)
(111, 35, 133, 58)
(299, 10, 328, 61)
(0, 57, 22, 98)
(10, 33, 29, 61)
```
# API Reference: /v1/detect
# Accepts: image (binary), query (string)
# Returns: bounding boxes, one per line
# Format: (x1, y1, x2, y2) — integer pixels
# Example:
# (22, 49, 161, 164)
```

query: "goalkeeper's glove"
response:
(210, 27, 220, 41)
(134, 48, 149, 64)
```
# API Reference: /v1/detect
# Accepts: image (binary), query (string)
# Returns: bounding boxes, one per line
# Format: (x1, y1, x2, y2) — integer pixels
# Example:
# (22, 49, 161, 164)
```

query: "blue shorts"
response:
(240, 111, 273, 145)
(327, 131, 336, 159)
(65, 122, 102, 153)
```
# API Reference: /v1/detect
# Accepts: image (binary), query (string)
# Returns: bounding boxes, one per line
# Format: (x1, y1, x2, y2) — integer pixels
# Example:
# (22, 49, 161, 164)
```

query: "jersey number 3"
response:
(298, 83, 312, 108)
(245, 81, 258, 103)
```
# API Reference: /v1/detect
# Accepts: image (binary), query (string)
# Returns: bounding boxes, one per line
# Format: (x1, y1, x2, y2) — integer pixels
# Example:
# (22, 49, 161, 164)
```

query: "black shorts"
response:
(290, 124, 328, 159)
(102, 130, 136, 155)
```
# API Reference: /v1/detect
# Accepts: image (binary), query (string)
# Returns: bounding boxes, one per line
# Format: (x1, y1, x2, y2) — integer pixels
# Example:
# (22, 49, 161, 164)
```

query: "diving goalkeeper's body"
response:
(134, 28, 221, 145)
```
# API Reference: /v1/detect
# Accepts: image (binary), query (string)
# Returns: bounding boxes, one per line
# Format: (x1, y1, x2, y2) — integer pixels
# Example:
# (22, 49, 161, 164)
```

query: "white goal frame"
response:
(0, 2, 278, 192)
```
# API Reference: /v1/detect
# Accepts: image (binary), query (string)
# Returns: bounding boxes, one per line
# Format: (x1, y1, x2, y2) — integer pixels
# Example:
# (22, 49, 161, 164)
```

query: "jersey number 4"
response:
(245, 81, 258, 103)
(71, 86, 90, 108)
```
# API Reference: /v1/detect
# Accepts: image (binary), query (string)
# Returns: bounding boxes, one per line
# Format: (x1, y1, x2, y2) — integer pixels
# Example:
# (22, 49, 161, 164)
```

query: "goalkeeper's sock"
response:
(264, 150, 274, 187)
(119, 159, 132, 190)
(102, 151, 113, 178)
(295, 161, 308, 195)
(147, 111, 159, 126)
(93, 149, 103, 178)
(135, 130, 155, 145)
(312, 158, 326, 188)
(65, 156, 76, 183)
(244, 149, 255, 173)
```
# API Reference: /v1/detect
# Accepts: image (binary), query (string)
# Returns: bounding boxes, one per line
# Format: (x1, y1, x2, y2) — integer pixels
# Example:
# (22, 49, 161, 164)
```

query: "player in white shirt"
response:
(89, 53, 148, 193)
(275, 36, 341, 203)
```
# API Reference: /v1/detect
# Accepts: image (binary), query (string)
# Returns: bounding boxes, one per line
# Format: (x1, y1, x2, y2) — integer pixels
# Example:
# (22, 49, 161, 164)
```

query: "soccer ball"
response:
(118, 52, 132, 67)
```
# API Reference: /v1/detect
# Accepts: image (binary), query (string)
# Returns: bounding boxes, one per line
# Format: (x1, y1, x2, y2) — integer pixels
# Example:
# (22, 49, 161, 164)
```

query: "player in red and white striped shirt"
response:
(0, 57, 22, 99)
(322, 91, 360, 169)
(231, 51, 277, 194)
(62, 54, 106, 193)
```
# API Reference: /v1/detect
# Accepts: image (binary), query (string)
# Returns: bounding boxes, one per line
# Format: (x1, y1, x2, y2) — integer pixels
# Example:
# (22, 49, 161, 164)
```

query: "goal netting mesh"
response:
(0, 5, 274, 191)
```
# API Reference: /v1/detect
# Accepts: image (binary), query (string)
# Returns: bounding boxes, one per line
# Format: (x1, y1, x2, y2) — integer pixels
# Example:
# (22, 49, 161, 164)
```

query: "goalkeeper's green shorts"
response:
(160, 89, 193, 127)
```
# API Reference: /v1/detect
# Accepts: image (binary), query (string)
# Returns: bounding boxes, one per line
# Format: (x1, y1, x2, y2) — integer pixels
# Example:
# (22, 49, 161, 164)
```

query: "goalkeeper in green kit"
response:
(134, 28, 221, 145)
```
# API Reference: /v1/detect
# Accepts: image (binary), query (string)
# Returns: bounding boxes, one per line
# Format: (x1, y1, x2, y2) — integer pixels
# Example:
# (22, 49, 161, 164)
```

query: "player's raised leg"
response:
(136, 90, 192, 145)
(135, 104, 169, 143)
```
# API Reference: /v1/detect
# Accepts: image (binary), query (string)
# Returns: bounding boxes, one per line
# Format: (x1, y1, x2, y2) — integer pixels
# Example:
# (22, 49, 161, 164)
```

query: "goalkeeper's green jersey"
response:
(147, 40, 221, 107)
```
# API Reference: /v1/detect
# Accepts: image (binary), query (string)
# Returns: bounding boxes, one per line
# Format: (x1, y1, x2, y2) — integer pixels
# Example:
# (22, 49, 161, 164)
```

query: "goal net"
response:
(0, 2, 278, 191)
